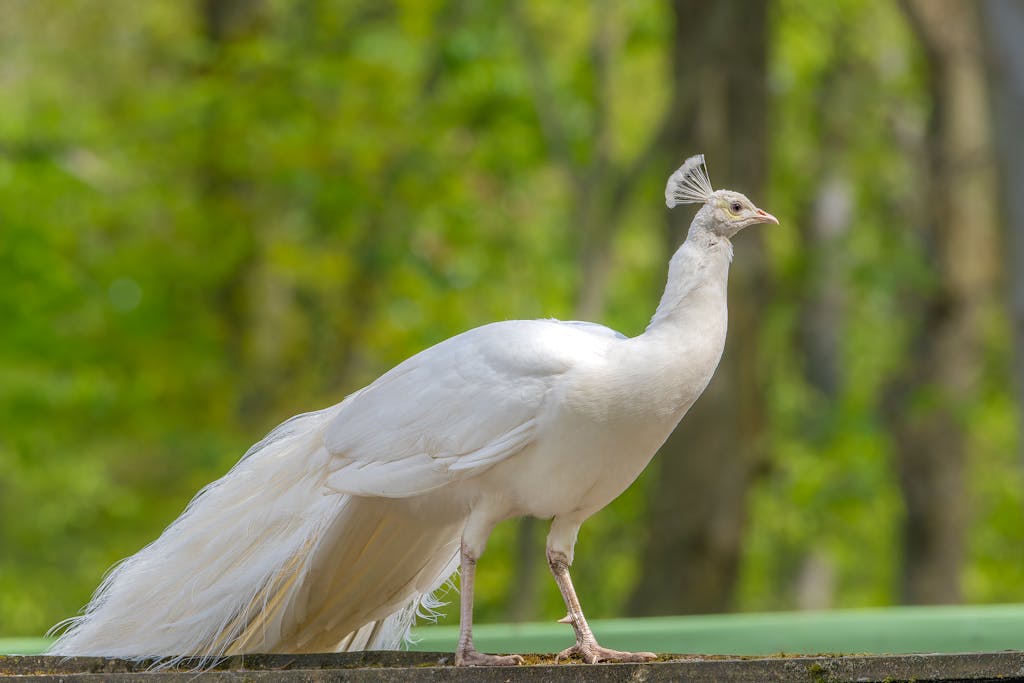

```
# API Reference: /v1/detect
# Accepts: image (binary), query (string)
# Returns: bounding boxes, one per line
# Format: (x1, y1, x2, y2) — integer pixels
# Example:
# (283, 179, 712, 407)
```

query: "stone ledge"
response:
(3, 651, 1023, 682)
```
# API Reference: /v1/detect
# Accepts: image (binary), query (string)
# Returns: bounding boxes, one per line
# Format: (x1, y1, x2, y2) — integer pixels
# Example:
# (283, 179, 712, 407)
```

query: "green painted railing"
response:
(0, 638, 49, 655)
(5, 604, 1024, 656)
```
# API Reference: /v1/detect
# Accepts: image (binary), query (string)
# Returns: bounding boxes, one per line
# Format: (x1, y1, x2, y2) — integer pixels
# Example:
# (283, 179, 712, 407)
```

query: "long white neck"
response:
(645, 216, 733, 335)
(605, 212, 733, 427)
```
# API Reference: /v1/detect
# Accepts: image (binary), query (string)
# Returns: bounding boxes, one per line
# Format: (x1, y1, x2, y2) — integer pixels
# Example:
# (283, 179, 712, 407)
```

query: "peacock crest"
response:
(665, 154, 714, 208)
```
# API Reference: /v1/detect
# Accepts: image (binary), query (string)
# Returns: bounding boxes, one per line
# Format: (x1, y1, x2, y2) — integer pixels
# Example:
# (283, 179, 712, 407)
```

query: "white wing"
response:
(322, 319, 619, 498)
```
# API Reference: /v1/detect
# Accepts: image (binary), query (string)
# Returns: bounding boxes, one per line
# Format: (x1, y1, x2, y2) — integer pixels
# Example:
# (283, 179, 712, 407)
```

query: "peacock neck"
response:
(644, 223, 732, 336)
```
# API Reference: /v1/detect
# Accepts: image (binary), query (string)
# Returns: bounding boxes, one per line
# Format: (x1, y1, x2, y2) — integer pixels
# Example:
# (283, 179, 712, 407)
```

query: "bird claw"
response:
(556, 640, 657, 664)
(455, 649, 525, 667)
(556, 614, 573, 624)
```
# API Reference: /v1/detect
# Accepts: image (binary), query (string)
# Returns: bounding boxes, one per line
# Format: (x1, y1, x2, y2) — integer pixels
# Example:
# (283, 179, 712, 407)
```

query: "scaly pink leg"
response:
(548, 548, 656, 664)
(455, 540, 525, 667)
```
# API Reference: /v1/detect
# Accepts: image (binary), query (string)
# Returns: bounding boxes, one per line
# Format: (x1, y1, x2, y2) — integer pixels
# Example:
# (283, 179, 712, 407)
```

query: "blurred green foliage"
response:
(1, 0, 1022, 639)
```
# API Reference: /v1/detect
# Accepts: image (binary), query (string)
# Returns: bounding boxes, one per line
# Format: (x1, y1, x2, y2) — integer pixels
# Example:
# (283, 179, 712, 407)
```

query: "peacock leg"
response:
(454, 540, 525, 666)
(547, 548, 657, 664)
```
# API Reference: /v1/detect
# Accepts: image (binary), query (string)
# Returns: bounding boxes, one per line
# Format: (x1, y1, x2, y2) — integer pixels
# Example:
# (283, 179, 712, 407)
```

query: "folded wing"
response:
(322, 319, 614, 498)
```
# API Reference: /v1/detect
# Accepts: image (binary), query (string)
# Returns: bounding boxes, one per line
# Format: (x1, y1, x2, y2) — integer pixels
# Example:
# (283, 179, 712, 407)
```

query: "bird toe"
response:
(455, 649, 525, 667)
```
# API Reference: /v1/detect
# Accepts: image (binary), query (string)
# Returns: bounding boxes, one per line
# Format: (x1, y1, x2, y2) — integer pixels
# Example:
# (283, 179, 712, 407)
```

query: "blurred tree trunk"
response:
(510, 0, 655, 322)
(787, 24, 862, 610)
(201, 0, 264, 42)
(799, 175, 850, 399)
(503, 0, 690, 621)
(628, 0, 769, 616)
(980, 1, 1024, 466)
(889, 0, 999, 604)
(196, 0, 268, 424)
(790, 172, 850, 610)
(794, 36, 858, 403)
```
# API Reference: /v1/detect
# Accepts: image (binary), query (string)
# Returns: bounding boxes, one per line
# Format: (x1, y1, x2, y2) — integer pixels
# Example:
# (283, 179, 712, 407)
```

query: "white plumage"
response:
(665, 153, 713, 207)
(49, 155, 778, 666)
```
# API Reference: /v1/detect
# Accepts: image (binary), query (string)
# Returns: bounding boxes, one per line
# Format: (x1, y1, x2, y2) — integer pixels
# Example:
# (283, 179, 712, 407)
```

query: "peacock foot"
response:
(556, 639, 657, 664)
(455, 648, 525, 666)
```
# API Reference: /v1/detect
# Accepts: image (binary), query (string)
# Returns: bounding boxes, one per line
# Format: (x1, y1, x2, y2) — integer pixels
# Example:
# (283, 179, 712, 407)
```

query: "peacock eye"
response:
(729, 201, 742, 213)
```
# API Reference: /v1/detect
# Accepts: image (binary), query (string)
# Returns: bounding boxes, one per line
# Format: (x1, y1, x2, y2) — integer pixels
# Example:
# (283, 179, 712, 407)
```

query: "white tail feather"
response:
(48, 402, 461, 665)
(665, 153, 714, 207)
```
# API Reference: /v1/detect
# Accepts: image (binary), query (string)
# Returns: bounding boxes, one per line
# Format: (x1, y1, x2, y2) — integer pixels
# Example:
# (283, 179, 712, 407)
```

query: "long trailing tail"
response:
(48, 403, 462, 664)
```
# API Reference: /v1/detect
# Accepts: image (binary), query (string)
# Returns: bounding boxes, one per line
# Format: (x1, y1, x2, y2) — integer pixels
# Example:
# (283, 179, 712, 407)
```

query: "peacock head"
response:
(665, 154, 778, 239)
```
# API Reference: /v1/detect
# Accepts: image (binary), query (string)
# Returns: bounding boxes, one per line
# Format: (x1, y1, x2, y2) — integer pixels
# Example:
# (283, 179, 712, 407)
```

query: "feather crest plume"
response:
(665, 154, 714, 208)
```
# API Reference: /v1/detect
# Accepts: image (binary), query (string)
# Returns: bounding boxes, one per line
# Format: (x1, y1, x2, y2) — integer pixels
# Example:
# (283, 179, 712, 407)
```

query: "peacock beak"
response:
(754, 208, 779, 225)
